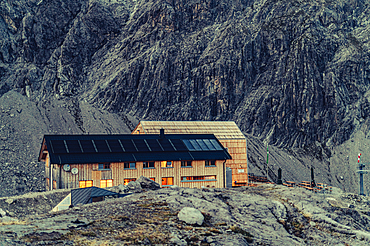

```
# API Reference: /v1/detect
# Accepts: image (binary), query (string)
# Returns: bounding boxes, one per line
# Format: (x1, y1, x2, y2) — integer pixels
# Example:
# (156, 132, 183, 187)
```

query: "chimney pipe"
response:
(160, 128, 165, 138)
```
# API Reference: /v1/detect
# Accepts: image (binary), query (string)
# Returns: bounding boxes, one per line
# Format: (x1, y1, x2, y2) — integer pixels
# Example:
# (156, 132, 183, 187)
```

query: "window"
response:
(162, 177, 174, 186)
(161, 161, 173, 168)
(98, 163, 111, 170)
(79, 180, 93, 188)
(205, 160, 216, 167)
(92, 197, 104, 202)
(143, 161, 155, 168)
(150, 177, 155, 181)
(124, 162, 136, 169)
(181, 176, 216, 181)
(181, 160, 192, 167)
(100, 179, 113, 188)
(124, 178, 136, 185)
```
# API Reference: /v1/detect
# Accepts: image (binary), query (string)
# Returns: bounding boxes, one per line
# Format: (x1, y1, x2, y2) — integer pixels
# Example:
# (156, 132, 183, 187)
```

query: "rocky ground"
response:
(1, 182, 370, 245)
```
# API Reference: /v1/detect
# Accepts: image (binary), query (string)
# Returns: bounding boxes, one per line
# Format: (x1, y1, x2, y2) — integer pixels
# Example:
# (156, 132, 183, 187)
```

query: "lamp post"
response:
(357, 153, 370, 196)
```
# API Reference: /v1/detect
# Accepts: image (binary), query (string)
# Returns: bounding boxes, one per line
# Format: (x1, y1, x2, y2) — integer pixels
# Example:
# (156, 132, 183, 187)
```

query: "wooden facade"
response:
(133, 121, 248, 185)
(44, 158, 225, 190)
(39, 133, 231, 190)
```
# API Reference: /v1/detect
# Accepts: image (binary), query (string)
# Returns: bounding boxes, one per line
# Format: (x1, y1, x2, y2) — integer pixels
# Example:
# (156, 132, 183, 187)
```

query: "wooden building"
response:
(132, 121, 248, 186)
(38, 132, 231, 190)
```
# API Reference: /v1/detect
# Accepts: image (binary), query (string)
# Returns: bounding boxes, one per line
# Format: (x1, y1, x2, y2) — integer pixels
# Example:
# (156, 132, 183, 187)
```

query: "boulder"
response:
(108, 186, 120, 194)
(169, 234, 187, 246)
(118, 184, 130, 193)
(0, 208, 6, 217)
(0, 216, 18, 223)
(178, 207, 204, 226)
(169, 185, 180, 190)
(136, 176, 160, 190)
(127, 181, 142, 193)
(107, 184, 130, 194)
(5, 199, 13, 205)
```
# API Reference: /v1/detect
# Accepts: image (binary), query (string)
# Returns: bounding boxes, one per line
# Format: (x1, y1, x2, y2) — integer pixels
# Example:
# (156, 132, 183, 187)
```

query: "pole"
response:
(266, 144, 269, 178)
(311, 166, 316, 188)
(359, 153, 365, 196)
(360, 164, 364, 195)
(277, 168, 282, 184)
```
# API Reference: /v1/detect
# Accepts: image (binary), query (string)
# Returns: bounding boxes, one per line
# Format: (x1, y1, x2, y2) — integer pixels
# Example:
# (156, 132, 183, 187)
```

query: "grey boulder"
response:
(127, 181, 142, 193)
(136, 176, 161, 190)
(118, 184, 130, 193)
(178, 207, 204, 226)
(0, 208, 6, 217)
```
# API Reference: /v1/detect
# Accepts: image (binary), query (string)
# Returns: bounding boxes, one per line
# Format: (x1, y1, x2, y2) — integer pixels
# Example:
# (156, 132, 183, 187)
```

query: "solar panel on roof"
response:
(51, 140, 68, 153)
(182, 139, 195, 151)
(133, 139, 150, 152)
(196, 139, 208, 150)
(65, 140, 82, 153)
(203, 139, 216, 150)
(158, 139, 175, 151)
(145, 139, 163, 151)
(120, 139, 137, 152)
(210, 139, 223, 150)
(170, 139, 188, 151)
(94, 140, 110, 153)
(106, 139, 124, 153)
(189, 140, 202, 151)
(80, 140, 96, 153)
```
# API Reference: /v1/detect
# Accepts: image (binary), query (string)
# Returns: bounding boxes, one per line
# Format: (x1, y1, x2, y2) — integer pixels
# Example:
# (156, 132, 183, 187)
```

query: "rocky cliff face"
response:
(1, 0, 370, 195)
(3, 0, 370, 147)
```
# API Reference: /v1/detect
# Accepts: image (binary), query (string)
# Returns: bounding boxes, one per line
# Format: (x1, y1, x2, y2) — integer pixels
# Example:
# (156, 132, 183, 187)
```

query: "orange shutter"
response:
(161, 161, 166, 167)
(162, 177, 174, 185)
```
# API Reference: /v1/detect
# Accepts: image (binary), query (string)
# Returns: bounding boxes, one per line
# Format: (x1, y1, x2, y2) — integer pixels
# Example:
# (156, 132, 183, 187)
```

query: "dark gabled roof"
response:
(39, 134, 232, 164)
(71, 186, 120, 206)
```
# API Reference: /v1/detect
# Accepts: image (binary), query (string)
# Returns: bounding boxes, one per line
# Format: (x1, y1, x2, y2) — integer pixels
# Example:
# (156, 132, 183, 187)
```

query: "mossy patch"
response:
(230, 226, 254, 243)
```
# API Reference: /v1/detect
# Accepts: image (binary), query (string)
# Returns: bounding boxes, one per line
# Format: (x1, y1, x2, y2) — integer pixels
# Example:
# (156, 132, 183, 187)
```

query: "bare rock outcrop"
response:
(1, 0, 370, 149)
(0, 185, 370, 245)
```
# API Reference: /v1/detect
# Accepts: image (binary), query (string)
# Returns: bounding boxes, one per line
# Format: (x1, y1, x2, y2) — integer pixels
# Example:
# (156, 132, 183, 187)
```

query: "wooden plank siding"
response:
(219, 139, 248, 185)
(133, 121, 248, 186)
(49, 160, 225, 190)
(45, 153, 51, 189)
